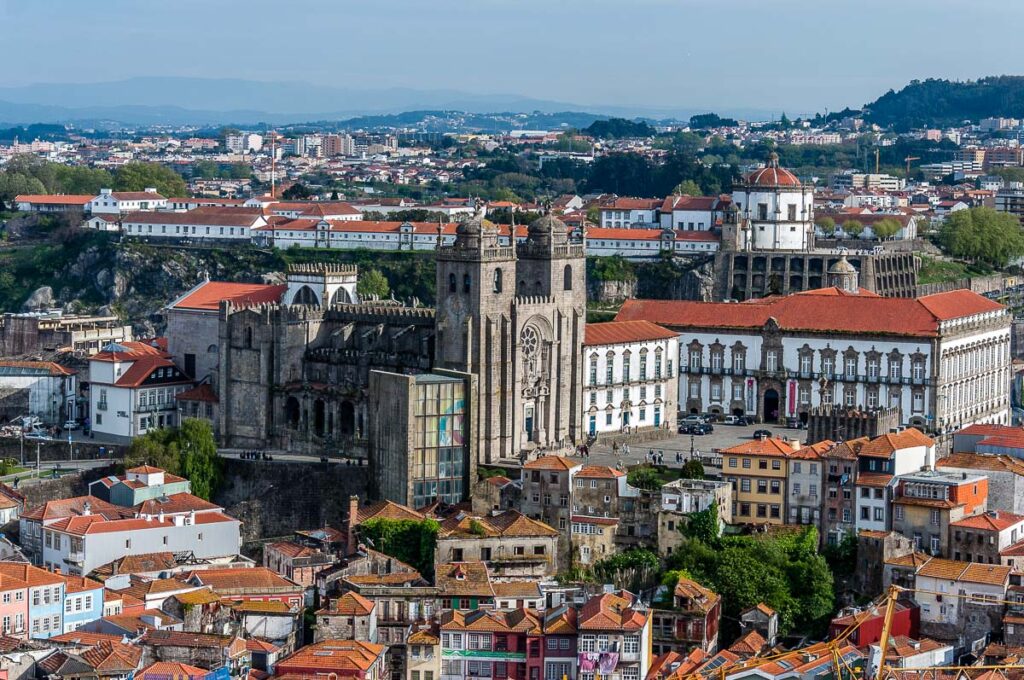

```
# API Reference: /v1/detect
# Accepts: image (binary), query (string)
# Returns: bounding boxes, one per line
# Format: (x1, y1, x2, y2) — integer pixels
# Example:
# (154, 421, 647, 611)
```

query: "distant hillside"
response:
(864, 76, 1024, 129)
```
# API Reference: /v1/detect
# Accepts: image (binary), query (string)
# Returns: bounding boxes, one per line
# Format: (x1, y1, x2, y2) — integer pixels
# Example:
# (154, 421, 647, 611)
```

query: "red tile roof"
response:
(579, 591, 647, 631)
(576, 465, 626, 479)
(321, 592, 374, 616)
(616, 288, 1004, 338)
(721, 437, 800, 457)
(175, 383, 219, 403)
(858, 428, 934, 458)
(170, 281, 288, 312)
(0, 360, 76, 376)
(584, 320, 677, 346)
(15, 194, 94, 205)
(276, 640, 384, 674)
(123, 208, 264, 227)
(114, 356, 189, 387)
(137, 662, 209, 680)
(951, 511, 1024, 532)
(21, 495, 128, 522)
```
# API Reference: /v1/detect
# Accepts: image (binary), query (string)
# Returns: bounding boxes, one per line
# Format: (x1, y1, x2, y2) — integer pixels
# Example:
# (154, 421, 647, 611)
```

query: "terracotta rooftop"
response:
(435, 562, 494, 598)
(951, 511, 1024, 532)
(721, 437, 800, 457)
(578, 591, 647, 631)
(276, 640, 385, 673)
(858, 428, 934, 457)
(437, 510, 557, 539)
(320, 592, 375, 617)
(522, 455, 580, 471)
(356, 500, 425, 523)
(137, 662, 209, 680)
(169, 281, 288, 312)
(584, 320, 677, 346)
(186, 567, 300, 593)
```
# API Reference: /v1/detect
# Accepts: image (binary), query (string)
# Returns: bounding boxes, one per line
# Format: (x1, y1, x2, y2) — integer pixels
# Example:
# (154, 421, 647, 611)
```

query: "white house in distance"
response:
(583, 320, 679, 437)
(14, 195, 94, 214)
(598, 198, 661, 228)
(121, 207, 267, 241)
(87, 188, 167, 215)
(0, 360, 78, 425)
(88, 340, 192, 441)
(658, 195, 730, 231)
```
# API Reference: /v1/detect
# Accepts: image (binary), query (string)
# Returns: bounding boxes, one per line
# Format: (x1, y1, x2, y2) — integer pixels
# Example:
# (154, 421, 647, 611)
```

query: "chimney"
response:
(82, 501, 92, 516)
(790, 439, 801, 452)
(347, 495, 359, 553)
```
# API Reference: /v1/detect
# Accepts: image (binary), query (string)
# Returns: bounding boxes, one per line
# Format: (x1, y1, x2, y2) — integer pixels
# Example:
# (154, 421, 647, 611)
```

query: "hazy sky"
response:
(2, 0, 1022, 114)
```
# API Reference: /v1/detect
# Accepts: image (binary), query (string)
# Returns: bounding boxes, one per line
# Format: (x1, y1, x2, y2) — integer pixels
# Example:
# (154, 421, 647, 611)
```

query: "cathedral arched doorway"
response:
(763, 389, 780, 423)
(340, 401, 355, 437)
(292, 285, 320, 305)
(284, 397, 300, 429)
(313, 399, 326, 436)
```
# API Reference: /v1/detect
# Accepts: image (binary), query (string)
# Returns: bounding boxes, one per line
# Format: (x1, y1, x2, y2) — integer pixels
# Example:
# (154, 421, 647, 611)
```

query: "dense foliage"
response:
(938, 206, 1024, 268)
(584, 118, 655, 139)
(356, 269, 391, 299)
(865, 76, 1024, 129)
(0, 156, 187, 206)
(681, 501, 719, 543)
(626, 466, 662, 491)
(123, 418, 224, 499)
(667, 527, 835, 639)
(358, 517, 440, 578)
(689, 113, 738, 129)
(593, 548, 661, 593)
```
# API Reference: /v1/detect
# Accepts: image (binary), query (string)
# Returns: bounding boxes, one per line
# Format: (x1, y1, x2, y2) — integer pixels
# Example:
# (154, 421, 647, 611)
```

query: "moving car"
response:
(753, 428, 772, 439)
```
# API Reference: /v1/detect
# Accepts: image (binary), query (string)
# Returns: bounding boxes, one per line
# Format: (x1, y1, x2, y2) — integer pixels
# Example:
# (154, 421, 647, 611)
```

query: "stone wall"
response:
(915, 273, 1008, 298)
(0, 438, 120, 464)
(212, 459, 371, 546)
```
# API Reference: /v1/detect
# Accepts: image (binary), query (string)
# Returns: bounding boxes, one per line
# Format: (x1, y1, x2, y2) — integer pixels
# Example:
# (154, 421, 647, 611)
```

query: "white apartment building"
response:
(657, 195, 728, 231)
(88, 341, 192, 441)
(0, 361, 78, 425)
(854, 429, 936, 533)
(598, 198, 661, 228)
(616, 282, 1011, 431)
(225, 133, 264, 154)
(41, 510, 241, 576)
(87, 188, 167, 215)
(584, 228, 719, 259)
(583, 321, 678, 437)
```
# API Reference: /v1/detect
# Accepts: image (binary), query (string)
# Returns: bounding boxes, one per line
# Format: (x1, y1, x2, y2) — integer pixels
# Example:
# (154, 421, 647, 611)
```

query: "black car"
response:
(753, 428, 772, 439)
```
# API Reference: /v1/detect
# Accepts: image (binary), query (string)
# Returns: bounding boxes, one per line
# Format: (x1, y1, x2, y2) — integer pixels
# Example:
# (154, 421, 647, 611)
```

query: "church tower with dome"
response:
(726, 151, 815, 252)
(435, 205, 586, 463)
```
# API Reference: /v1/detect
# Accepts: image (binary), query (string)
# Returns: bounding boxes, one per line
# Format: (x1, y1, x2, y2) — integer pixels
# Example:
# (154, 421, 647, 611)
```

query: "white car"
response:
(62, 420, 80, 431)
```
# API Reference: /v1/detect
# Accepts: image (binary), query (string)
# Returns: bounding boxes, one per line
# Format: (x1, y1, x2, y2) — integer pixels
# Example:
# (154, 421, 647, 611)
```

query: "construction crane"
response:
(904, 156, 920, 177)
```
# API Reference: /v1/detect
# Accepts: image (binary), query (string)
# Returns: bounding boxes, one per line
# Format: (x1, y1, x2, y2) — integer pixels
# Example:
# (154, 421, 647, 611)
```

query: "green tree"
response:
(114, 162, 187, 197)
(681, 501, 720, 544)
(282, 182, 314, 200)
(357, 269, 391, 300)
(627, 466, 661, 491)
(939, 206, 1024, 268)
(593, 548, 660, 592)
(679, 459, 705, 480)
(816, 216, 836, 236)
(54, 165, 114, 194)
(841, 220, 864, 238)
(871, 218, 902, 240)
(0, 173, 46, 207)
(673, 179, 703, 196)
(177, 418, 223, 500)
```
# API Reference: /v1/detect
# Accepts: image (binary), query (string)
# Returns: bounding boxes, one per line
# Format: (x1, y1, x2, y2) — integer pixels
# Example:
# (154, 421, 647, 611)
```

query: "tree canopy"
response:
(626, 466, 662, 491)
(123, 418, 224, 499)
(584, 118, 655, 139)
(358, 517, 440, 578)
(939, 206, 1024, 268)
(357, 269, 391, 300)
(114, 162, 188, 197)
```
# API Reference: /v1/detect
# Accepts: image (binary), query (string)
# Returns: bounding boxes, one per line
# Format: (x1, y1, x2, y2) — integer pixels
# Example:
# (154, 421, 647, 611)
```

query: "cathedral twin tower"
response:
(435, 209, 587, 464)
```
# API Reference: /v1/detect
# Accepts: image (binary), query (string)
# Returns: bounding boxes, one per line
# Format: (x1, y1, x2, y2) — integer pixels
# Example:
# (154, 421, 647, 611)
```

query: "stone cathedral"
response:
(213, 208, 587, 468)
(435, 209, 587, 463)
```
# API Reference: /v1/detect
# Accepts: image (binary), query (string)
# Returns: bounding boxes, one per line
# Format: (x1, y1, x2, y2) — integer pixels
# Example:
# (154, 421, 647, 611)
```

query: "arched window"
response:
(244, 327, 253, 349)
(493, 268, 502, 293)
(463, 273, 471, 293)
(564, 264, 573, 291)
(448, 273, 457, 293)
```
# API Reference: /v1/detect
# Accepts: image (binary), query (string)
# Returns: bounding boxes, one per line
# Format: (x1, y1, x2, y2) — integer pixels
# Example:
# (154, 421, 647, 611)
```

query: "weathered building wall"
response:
(212, 459, 370, 546)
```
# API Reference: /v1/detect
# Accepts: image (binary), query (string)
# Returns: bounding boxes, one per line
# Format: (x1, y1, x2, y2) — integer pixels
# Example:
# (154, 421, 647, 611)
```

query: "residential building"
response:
(821, 440, 859, 546)
(491, 581, 543, 610)
(275, 640, 387, 680)
(0, 572, 28, 639)
(996, 185, 1024, 224)
(339, 557, 440, 649)
(599, 198, 661, 228)
(0, 311, 132, 358)
(658, 479, 731, 556)
(406, 629, 440, 680)
(739, 604, 779, 648)
(582, 320, 679, 437)
(787, 440, 830, 527)
(573, 465, 655, 550)
(138, 630, 248, 674)
(434, 510, 559, 580)
(911, 557, 1010, 643)
(88, 340, 192, 441)
(42, 509, 241, 576)
(224, 133, 263, 154)
(263, 540, 336, 588)
(183, 567, 303, 610)
(87, 189, 167, 215)
(542, 605, 578, 680)
(616, 286, 1011, 431)
(88, 466, 191, 507)
(720, 437, 799, 526)
(855, 429, 935, 532)
(316, 592, 377, 642)
(577, 590, 653, 680)
(435, 562, 494, 612)
(439, 608, 542, 680)
(658, 195, 730, 231)
(520, 456, 581, 561)
(19, 496, 127, 566)
(651, 576, 721, 655)
(949, 511, 1024, 564)
(136, 661, 207, 680)
(0, 562, 64, 639)
(0, 361, 78, 426)
(891, 469, 988, 556)
(61, 576, 104, 633)
(38, 641, 143, 680)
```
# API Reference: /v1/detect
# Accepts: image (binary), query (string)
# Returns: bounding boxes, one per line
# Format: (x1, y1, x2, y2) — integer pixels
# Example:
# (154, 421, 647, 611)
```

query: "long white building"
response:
(615, 264, 1011, 431)
(582, 321, 679, 437)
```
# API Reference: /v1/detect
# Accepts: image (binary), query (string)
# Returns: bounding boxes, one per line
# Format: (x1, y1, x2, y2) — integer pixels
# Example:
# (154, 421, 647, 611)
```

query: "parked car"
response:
(62, 420, 80, 431)
(723, 415, 750, 426)
(785, 416, 804, 429)
(753, 429, 772, 439)
(681, 415, 704, 426)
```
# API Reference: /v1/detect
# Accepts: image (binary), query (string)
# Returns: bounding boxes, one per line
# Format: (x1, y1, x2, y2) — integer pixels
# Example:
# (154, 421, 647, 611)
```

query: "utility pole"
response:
(36, 442, 40, 477)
